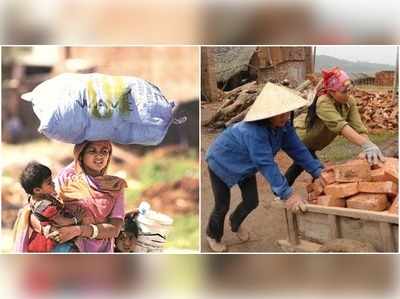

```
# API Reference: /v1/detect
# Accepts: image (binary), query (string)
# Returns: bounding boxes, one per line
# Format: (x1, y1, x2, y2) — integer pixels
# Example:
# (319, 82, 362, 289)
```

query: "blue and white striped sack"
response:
(22, 73, 178, 145)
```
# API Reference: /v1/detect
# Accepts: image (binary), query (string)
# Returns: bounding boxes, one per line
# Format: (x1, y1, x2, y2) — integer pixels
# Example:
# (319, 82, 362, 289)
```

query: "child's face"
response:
(34, 176, 56, 195)
(116, 231, 137, 252)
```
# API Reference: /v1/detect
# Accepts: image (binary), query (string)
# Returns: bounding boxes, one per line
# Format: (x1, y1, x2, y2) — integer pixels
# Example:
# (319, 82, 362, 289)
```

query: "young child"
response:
(114, 210, 139, 253)
(20, 161, 83, 252)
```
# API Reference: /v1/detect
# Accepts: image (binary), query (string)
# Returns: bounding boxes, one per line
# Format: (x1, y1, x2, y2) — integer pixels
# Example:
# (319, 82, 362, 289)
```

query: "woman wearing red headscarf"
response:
(31, 140, 127, 252)
(285, 67, 384, 185)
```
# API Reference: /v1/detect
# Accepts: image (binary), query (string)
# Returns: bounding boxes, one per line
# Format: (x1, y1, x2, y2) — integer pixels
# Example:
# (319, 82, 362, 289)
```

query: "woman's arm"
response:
(79, 218, 123, 239)
(282, 125, 323, 178)
(47, 218, 123, 243)
(244, 128, 293, 200)
(347, 97, 369, 135)
(341, 125, 368, 146)
(318, 97, 370, 146)
(341, 125, 384, 164)
(339, 99, 370, 146)
(51, 214, 78, 227)
(30, 209, 79, 232)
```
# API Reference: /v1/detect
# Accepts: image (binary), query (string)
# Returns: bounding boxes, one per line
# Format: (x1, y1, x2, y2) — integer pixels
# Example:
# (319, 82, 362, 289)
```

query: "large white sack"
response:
(22, 73, 176, 145)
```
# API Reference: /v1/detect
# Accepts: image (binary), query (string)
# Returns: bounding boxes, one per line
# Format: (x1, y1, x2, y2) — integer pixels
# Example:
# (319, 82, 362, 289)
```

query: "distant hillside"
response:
(315, 55, 395, 75)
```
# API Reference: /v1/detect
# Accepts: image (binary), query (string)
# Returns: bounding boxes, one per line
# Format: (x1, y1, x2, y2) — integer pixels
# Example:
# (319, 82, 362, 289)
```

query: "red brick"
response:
(371, 168, 398, 184)
(371, 168, 387, 182)
(384, 168, 398, 184)
(306, 183, 314, 193)
(358, 181, 398, 197)
(382, 158, 398, 172)
(311, 179, 324, 195)
(346, 193, 389, 211)
(320, 170, 335, 185)
(334, 160, 371, 183)
(388, 197, 398, 214)
(373, 158, 398, 172)
(308, 191, 319, 203)
(306, 179, 324, 199)
(317, 195, 346, 207)
(324, 183, 359, 198)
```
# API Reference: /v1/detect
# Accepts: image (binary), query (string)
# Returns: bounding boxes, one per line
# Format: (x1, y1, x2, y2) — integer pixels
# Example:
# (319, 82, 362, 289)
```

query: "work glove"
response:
(361, 141, 385, 165)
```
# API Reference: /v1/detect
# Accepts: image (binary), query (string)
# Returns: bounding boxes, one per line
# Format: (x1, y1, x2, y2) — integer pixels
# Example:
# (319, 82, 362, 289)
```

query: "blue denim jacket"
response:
(206, 121, 322, 200)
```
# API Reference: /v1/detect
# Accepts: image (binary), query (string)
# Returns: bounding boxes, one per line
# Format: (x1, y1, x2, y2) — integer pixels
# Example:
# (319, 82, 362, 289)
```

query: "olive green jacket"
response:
(294, 94, 368, 151)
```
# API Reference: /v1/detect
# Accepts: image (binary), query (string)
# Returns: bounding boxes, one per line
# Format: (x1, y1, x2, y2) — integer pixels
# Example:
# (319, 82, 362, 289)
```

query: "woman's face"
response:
(82, 142, 110, 174)
(116, 231, 137, 252)
(269, 112, 290, 128)
(330, 79, 353, 104)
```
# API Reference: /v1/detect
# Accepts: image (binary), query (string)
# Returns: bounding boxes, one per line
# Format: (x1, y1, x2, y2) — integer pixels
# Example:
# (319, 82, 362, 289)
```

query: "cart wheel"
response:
(318, 239, 376, 252)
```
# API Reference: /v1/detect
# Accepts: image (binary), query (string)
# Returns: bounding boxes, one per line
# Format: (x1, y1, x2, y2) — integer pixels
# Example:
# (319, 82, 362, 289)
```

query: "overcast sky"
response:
(316, 46, 398, 66)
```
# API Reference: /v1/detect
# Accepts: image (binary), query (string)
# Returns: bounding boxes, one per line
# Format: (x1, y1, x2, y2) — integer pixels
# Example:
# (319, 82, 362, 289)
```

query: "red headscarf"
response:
(318, 67, 350, 97)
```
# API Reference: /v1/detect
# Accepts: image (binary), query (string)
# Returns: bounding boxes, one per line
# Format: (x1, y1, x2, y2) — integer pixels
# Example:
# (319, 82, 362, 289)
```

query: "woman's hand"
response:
(311, 177, 323, 189)
(285, 193, 307, 213)
(73, 205, 89, 223)
(361, 141, 385, 165)
(47, 226, 81, 243)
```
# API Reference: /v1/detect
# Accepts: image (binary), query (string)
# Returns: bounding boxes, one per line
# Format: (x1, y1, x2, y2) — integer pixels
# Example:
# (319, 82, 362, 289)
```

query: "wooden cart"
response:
(273, 201, 398, 252)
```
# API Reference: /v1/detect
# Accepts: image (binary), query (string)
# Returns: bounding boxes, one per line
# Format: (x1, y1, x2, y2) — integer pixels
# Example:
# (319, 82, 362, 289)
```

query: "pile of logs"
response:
(203, 81, 260, 128)
(352, 89, 398, 131)
(204, 80, 313, 129)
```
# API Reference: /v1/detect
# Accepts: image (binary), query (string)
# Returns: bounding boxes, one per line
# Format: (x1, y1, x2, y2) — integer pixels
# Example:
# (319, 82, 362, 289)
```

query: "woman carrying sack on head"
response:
(205, 83, 324, 252)
(285, 67, 385, 186)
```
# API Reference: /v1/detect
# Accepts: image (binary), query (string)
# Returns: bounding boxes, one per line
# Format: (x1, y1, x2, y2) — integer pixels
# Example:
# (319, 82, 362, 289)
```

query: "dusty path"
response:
(201, 103, 310, 252)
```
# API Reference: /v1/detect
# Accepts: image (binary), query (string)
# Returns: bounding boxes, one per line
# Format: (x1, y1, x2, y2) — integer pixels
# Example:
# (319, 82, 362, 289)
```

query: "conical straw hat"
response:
(244, 82, 308, 122)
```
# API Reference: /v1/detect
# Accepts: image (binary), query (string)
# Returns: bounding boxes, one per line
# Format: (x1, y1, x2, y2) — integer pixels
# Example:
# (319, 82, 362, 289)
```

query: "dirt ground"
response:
(201, 102, 311, 252)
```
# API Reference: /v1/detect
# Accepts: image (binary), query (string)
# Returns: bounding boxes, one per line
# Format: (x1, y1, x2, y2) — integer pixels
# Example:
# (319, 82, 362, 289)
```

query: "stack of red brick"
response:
(307, 158, 398, 214)
(352, 89, 398, 131)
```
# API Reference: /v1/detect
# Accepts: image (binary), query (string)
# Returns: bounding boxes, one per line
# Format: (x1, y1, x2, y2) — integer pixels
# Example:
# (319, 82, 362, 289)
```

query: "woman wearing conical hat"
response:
(285, 67, 384, 186)
(205, 82, 324, 252)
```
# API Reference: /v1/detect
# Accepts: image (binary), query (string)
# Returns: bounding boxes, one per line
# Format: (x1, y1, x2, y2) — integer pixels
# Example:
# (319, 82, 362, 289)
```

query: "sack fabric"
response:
(22, 73, 175, 145)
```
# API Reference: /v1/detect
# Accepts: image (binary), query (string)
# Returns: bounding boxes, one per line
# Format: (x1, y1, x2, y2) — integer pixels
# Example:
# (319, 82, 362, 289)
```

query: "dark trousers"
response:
(285, 148, 317, 186)
(206, 167, 259, 242)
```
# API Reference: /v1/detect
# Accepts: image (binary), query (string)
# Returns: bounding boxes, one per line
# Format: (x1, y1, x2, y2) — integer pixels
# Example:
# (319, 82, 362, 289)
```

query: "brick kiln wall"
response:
(375, 71, 395, 86)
